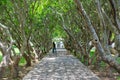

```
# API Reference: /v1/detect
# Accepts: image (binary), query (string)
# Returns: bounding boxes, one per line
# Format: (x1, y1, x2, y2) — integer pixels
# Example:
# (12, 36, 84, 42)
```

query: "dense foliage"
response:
(0, 0, 120, 79)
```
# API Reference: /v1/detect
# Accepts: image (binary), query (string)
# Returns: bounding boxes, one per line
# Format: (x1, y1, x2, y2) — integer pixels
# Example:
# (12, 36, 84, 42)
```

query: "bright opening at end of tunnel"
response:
(52, 37, 65, 48)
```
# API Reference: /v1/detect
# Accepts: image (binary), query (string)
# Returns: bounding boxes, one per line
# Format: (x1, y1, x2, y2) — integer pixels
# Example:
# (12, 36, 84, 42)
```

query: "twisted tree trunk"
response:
(74, 0, 120, 73)
(0, 23, 14, 78)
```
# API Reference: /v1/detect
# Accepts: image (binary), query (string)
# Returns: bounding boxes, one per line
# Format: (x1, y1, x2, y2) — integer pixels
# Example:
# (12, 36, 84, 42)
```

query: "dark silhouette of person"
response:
(52, 42, 56, 53)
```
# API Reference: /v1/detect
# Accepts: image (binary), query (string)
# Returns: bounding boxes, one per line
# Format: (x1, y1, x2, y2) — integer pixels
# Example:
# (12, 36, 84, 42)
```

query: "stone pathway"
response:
(23, 48, 100, 80)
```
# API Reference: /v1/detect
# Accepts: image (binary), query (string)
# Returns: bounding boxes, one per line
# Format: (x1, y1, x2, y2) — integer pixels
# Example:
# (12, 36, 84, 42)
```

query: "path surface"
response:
(23, 48, 100, 80)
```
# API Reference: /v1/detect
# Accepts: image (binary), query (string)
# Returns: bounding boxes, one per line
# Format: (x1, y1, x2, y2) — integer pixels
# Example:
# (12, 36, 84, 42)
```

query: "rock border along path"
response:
(23, 49, 100, 80)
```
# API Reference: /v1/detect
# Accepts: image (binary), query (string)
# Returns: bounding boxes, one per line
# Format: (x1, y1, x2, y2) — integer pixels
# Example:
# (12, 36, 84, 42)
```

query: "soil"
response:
(90, 66, 120, 80)
(1, 62, 37, 80)
(93, 70, 119, 80)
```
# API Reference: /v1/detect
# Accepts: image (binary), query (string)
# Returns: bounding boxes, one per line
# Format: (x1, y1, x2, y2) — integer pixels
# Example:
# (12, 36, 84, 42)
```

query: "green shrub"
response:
(19, 57, 26, 66)
(117, 57, 120, 63)
(0, 54, 2, 62)
(117, 76, 120, 80)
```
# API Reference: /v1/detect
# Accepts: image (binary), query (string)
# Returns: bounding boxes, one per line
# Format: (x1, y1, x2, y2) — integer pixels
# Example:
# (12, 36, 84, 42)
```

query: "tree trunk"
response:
(23, 53, 31, 67)
(12, 56, 21, 78)
(74, 0, 120, 73)
(115, 34, 120, 56)
(0, 67, 5, 78)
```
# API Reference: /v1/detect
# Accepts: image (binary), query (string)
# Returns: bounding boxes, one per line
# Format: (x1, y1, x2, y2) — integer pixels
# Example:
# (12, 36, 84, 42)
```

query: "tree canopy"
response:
(0, 0, 120, 79)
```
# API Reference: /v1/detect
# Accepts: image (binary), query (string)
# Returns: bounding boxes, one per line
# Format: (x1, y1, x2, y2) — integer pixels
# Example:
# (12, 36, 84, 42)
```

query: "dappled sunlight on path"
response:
(23, 48, 100, 80)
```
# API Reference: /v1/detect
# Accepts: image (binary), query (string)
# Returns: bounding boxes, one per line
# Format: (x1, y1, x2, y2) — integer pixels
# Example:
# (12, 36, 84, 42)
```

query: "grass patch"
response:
(90, 50, 95, 57)
(19, 57, 26, 66)
(117, 57, 120, 63)
(117, 76, 120, 80)
(89, 50, 97, 64)
(0, 54, 3, 62)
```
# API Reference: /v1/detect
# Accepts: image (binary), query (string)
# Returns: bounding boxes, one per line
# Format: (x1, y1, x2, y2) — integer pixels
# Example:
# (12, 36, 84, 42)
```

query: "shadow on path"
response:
(23, 48, 100, 80)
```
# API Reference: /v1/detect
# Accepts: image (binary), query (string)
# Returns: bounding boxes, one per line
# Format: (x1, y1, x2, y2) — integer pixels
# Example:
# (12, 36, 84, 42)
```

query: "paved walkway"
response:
(23, 49, 100, 80)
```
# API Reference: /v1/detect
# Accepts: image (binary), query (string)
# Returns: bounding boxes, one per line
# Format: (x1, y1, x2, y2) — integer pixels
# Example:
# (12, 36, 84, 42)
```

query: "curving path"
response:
(23, 48, 100, 80)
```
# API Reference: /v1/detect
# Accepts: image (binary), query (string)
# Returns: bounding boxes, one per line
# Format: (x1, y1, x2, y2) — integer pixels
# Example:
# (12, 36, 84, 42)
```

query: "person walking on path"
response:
(52, 42, 56, 53)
